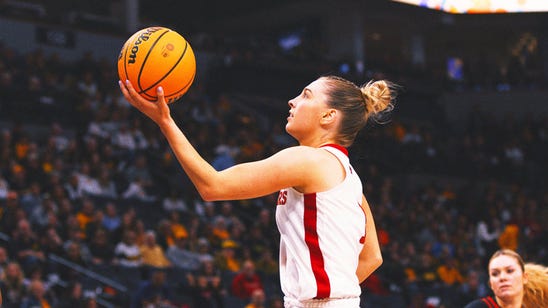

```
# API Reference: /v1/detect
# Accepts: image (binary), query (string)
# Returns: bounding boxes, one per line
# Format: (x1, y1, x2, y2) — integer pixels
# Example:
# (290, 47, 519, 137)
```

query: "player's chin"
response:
(285, 121, 292, 132)
(285, 124, 298, 139)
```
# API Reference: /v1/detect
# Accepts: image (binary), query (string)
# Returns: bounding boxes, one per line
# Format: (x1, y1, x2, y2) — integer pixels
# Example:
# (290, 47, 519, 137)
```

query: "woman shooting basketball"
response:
(119, 75, 396, 307)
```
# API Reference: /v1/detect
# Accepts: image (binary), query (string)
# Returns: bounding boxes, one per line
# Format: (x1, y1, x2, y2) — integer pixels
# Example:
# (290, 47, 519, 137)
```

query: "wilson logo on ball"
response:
(127, 27, 162, 64)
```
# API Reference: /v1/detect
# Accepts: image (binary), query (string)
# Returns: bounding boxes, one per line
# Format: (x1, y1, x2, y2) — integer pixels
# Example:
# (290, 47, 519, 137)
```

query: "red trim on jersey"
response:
(358, 202, 367, 244)
(320, 144, 348, 157)
(303, 193, 331, 299)
(481, 296, 500, 308)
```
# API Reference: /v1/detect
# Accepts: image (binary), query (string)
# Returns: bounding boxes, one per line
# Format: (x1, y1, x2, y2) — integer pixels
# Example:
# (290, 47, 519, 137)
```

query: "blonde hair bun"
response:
(360, 80, 395, 119)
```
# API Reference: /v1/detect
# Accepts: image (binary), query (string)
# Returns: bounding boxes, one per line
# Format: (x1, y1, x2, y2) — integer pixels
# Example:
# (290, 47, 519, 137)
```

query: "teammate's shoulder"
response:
(463, 296, 496, 308)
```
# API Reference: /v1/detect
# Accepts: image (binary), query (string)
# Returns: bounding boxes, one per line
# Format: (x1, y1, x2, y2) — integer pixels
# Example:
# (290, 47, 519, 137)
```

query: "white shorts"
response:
(284, 296, 360, 308)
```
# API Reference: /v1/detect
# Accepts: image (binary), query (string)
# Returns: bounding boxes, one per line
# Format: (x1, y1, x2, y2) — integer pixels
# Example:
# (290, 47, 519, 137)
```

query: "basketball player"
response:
(119, 75, 396, 307)
(465, 249, 548, 308)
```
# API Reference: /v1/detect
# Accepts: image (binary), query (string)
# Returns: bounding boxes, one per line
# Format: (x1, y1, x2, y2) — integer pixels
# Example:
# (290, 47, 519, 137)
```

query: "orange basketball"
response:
(117, 26, 196, 103)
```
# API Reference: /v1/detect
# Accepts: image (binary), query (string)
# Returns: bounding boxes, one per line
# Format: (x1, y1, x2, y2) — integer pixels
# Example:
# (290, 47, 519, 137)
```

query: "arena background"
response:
(0, 0, 546, 307)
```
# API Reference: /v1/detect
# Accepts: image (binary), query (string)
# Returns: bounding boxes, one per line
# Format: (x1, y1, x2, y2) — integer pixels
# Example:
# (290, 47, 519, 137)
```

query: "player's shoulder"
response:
(276, 146, 327, 160)
(272, 146, 337, 173)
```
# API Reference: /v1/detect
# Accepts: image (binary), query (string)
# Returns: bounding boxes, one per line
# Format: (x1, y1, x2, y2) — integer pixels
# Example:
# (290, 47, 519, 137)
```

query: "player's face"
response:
(285, 78, 330, 143)
(488, 255, 527, 301)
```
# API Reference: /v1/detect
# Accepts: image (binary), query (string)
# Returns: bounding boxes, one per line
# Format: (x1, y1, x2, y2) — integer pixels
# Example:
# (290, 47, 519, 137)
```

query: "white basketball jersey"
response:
(275, 144, 366, 302)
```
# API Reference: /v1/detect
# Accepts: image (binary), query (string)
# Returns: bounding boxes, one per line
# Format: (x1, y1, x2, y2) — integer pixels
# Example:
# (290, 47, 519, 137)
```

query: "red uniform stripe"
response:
(303, 193, 331, 299)
(320, 144, 348, 156)
(481, 297, 500, 308)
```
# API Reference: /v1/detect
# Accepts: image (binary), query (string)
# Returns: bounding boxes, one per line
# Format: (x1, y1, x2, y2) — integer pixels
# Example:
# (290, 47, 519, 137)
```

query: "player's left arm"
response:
(356, 194, 383, 283)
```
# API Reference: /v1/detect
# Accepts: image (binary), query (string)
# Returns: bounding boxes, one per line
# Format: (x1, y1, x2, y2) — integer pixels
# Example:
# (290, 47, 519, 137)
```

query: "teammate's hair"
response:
(489, 249, 548, 307)
(523, 263, 548, 308)
(322, 76, 396, 147)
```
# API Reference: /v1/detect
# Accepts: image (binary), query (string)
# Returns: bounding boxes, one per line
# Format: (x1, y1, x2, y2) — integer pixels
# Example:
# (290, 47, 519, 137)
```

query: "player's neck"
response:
(496, 295, 523, 308)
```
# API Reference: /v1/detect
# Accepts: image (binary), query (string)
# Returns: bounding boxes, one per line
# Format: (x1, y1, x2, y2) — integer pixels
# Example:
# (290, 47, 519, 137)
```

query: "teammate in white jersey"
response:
(119, 74, 397, 307)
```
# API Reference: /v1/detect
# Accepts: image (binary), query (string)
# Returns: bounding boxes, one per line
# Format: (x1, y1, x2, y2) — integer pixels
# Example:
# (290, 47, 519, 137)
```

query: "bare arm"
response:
(356, 195, 383, 283)
(118, 81, 329, 201)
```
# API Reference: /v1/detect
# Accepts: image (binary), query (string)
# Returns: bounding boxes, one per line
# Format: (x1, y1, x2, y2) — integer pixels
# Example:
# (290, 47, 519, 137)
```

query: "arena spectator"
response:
(244, 223, 270, 260)
(167, 211, 189, 242)
(9, 219, 45, 273)
(162, 189, 189, 213)
(88, 228, 114, 265)
(186, 257, 226, 308)
(245, 288, 266, 308)
(18, 182, 42, 215)
(121, 176, 155, 201)
(62, 220, 92, 263)
(75, 198, 95, 234)
(20, 279, 55, 308)
(95, 169, 118, 198)
(215, 240, 241, 273)
(28, 195, 57, 229)
(456, 270, 489, 307)
(231, 260, 263, 300)
(114, 230, 141, 267)
(101, 202, 121, 232)
(475, 219, 501, 257)
(132, 269, 174, 308)
(0, 175, 9, 200)
(166, 232, 201, 271)
(0, 262, 27, 307)
(0, 247, 9, 278)
(123, 154, 153, 189)
(139, 230, 171, 269)
(211, 216, 231, 245)
(111, 123, 137, 153)
(39, 226, 64, 258)
(59, 241, 88, 282)
(110, 208, 138, 244)
(498, 223, 520, 251)
(155, 219, 175, 251)
(212, 144, 236, 171)
(254, 248, 278, 278)
(195, 237, 214, 264)
(63, 173, 83, 201)
(75, 163, 102, 197)
(58, 282, 87, 308)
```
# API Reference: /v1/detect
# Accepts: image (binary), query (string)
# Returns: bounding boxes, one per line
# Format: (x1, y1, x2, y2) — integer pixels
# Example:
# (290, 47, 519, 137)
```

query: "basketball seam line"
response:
(137, 29, 171, 93)
(138, 36, 189, 96)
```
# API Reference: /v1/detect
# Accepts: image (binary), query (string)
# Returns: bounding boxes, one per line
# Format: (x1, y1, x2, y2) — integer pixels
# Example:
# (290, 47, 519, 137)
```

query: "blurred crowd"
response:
(0, 24, 547, 308)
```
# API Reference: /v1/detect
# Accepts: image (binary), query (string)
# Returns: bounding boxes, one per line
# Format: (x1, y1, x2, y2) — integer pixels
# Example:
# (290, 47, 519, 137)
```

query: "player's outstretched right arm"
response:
(118, 81, 323, 202)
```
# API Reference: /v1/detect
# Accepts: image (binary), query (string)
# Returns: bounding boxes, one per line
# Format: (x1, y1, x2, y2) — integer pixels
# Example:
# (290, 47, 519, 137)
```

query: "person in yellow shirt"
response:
(498, 223, 519, 251)
(437, 257, 465, 286)
(214, 240, 241, 273)
(139, 231, 171, 268)
(168, 211, 189, 241)
(75, 199, 96, 240)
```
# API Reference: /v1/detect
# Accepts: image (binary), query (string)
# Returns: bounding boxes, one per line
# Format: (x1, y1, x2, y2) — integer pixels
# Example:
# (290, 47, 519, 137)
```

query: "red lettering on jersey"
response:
(277, 190, 287, 205)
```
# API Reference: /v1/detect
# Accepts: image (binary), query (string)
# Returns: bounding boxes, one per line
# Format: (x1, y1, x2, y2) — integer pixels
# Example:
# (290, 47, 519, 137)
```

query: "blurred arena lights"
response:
(392, 0, 548, 14)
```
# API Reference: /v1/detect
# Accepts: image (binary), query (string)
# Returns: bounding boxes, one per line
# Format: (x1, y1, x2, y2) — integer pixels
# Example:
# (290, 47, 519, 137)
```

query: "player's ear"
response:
(320, 109, 337, 125)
